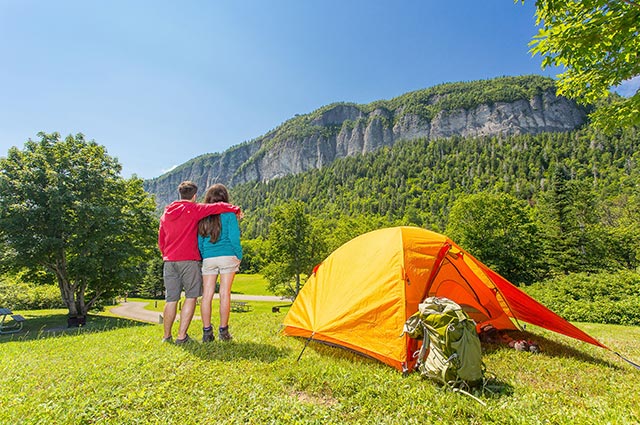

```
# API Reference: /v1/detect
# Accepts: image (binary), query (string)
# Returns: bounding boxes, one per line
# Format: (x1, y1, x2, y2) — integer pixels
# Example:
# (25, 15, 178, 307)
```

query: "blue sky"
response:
(1, 1, 631, 180)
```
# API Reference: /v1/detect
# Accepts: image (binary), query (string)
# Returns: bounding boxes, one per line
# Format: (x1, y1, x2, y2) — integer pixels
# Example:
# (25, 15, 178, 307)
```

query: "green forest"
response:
(235, 125, 638, 252)
(144, 74, 571, 206)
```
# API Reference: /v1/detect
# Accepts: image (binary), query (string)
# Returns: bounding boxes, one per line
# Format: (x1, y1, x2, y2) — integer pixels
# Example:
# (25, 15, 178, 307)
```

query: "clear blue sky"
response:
(0, 1, 567, 179)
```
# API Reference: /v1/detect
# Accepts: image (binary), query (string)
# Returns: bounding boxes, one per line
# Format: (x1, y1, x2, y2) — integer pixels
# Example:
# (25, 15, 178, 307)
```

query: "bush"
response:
(0, 275, 66, 310)
(524, 270, 640, 325)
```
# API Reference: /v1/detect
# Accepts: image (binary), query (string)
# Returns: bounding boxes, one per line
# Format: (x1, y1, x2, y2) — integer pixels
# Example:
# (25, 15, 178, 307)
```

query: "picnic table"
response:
(0, 307, 26, 334)
(231, 301, 251, 313)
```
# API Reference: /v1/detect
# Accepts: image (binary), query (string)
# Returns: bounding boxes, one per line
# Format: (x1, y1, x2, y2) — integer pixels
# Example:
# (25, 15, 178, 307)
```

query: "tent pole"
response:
(420, 242, 452, 301)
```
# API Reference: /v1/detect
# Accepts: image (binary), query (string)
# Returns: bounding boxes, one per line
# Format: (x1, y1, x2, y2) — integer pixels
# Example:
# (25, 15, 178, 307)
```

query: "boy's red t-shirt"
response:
(158, 200, 240, 261)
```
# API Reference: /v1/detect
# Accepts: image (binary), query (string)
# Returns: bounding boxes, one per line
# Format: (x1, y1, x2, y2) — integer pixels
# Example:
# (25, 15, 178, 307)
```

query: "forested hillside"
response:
(234, 126, 639, 237)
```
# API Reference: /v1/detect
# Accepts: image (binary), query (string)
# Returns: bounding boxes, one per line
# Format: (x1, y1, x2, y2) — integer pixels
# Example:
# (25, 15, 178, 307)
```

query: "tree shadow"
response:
(178, 339, 291, 364)
(481, 329, 622, 370)
(0, 312, 151, 343)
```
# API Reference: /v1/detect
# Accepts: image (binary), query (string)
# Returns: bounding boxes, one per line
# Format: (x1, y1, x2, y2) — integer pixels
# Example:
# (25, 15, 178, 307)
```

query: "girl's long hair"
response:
(197, 184, 230, 243)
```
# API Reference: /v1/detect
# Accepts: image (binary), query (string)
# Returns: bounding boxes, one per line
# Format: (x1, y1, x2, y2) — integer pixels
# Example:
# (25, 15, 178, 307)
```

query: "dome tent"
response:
(283, 226, 620, 372)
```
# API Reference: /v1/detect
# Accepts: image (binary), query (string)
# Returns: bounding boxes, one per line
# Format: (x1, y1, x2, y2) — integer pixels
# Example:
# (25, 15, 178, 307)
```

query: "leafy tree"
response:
(0, 133, 157, 323)
(238, 237, 268, 274)
(323, 213, 402, 254)
(263, 201, 326, 298)
(445, 192, 543, 285)
(527, 0, 640, 132)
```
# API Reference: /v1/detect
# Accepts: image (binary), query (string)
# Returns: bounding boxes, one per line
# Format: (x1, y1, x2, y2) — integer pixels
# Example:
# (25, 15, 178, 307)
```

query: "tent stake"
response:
(296, 333, 315, 362)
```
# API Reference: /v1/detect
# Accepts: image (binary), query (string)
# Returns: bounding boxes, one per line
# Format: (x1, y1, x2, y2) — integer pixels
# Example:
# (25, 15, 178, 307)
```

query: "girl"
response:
(197, 184, 242, 342)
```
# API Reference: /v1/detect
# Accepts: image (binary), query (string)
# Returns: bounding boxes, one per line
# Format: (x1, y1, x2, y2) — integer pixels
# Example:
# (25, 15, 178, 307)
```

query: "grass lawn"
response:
(1, 303, 639, 424)
(232, 273, 270, 296)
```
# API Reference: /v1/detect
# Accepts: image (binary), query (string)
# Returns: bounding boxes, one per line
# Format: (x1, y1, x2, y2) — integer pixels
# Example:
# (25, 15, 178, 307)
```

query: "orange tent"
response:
(283, 226, 610, 372)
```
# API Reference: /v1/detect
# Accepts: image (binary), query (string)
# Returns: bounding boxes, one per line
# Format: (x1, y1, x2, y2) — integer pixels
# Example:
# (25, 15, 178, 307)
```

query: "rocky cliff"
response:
(144, 75, 588, 207)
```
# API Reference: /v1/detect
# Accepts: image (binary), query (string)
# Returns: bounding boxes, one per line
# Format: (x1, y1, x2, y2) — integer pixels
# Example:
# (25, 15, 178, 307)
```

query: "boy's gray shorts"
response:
(163, 261, 203, 302)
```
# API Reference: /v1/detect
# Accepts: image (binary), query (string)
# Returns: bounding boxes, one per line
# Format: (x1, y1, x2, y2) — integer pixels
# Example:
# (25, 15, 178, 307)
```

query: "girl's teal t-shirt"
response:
(198, 212, 243, 260)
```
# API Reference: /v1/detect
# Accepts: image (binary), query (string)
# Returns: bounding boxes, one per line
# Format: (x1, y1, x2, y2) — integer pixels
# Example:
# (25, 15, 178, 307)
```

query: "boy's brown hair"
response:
(178, 181, 198, 200)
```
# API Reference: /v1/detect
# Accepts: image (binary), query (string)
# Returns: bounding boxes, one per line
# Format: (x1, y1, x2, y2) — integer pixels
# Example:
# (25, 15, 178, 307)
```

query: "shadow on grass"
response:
(304, 340, 517, 400)
(0, 313, 151, 343)
(178, 339, 291, 364)
(481, 329, 622, 370)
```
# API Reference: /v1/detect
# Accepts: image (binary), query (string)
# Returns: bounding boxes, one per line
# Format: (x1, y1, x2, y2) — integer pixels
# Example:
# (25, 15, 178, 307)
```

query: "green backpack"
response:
(404, 296, 484, 388)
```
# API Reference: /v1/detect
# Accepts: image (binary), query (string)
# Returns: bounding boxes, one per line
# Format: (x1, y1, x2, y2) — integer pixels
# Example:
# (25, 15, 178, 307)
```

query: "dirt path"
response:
(110, 294, 288, 324)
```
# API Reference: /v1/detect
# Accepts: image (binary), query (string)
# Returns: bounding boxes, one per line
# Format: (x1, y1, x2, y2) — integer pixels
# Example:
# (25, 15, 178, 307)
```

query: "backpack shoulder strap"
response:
(414, 323, 430, 368)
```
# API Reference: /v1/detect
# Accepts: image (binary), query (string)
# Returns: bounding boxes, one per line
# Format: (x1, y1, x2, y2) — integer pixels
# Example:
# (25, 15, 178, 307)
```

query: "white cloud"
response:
(161, 165, 177, 174)
(613, 75, 640, 98)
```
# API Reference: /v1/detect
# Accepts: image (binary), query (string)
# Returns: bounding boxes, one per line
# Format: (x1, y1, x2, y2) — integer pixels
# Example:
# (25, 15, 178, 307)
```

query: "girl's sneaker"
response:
(219, 327, 233, 341)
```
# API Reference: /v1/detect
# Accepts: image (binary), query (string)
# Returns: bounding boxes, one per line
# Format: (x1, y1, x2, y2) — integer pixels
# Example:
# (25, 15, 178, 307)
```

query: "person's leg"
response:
(175, 261, 203, 342)
(162, 262, 181, 341)
(163, 301, 177, 339)
(177, 297, 197, 340)
(201, 273, 218, 329)
(218, 272, 236, 329)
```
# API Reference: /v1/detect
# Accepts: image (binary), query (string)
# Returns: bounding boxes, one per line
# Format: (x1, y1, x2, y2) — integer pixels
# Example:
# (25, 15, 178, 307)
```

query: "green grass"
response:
(232, 273, 270, 295)
(1, 304, 639, 424)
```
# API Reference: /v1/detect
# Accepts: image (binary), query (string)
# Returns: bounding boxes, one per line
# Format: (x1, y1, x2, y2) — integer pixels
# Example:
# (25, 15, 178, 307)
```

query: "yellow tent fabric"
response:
(283, 226, 607, 372)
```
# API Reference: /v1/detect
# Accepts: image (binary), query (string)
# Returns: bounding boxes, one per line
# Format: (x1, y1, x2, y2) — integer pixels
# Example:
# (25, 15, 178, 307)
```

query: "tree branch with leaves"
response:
(525, 0, 640, 132)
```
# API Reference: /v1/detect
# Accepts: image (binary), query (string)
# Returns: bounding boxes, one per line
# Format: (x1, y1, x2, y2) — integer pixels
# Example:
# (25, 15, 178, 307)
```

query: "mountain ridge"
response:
(144, 75, 588, 207)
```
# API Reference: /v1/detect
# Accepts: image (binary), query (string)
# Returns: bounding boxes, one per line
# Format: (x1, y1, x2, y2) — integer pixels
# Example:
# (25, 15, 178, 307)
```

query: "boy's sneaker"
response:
(162, 336, 173, 343)
(175, 334, 194, 345)
(219, 327, 233, 341)
(202, 327, 215, 343)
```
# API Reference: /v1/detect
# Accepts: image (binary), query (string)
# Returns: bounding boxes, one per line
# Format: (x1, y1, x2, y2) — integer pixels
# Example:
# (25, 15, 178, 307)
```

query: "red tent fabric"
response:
(478, 256, 607, 348)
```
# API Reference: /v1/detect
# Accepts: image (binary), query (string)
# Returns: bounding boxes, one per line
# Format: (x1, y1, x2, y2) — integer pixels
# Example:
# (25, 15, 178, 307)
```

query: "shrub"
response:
(524, 270, 640, 325)
(0, 275, 66, 310)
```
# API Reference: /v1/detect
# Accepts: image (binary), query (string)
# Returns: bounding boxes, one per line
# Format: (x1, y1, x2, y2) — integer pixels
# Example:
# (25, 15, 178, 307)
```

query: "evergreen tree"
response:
(139, 254, 164, 299)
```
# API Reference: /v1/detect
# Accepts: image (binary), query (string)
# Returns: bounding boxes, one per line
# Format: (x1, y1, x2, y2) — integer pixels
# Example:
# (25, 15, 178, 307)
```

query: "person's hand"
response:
(236, 210, 244, 221)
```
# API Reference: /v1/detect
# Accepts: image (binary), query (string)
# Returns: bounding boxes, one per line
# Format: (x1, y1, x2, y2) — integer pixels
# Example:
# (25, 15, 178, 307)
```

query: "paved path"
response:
(110, 294, 288, 324)
(111, 301, 162, 323)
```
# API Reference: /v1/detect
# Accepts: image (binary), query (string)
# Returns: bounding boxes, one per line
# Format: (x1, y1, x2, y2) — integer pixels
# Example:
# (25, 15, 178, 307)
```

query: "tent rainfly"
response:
(283, 226, 638, 372)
